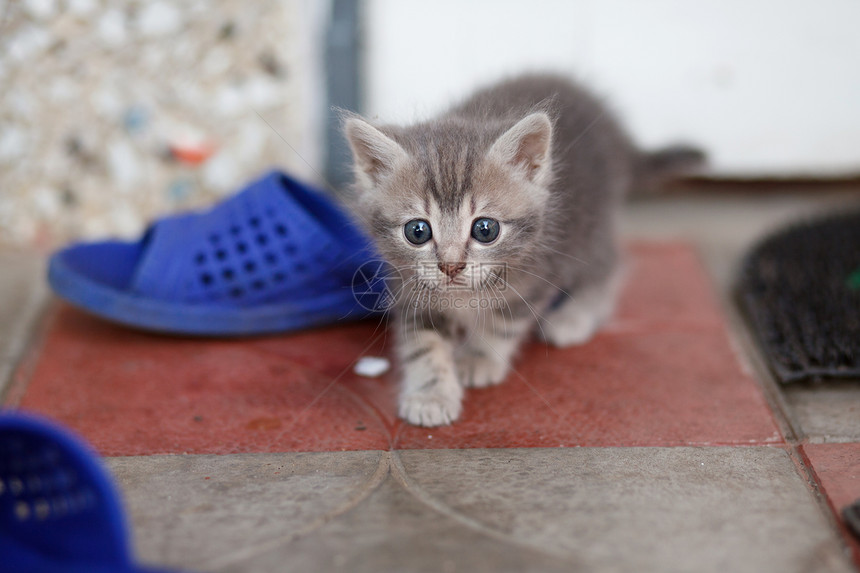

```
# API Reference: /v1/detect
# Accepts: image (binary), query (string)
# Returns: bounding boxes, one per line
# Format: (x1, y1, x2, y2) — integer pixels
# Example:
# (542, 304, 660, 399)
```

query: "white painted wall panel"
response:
(364, 0, 860, 175)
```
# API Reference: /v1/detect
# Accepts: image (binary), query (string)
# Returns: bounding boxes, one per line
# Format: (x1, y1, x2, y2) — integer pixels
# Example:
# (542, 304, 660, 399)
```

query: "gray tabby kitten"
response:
(343, 74, 702, 427)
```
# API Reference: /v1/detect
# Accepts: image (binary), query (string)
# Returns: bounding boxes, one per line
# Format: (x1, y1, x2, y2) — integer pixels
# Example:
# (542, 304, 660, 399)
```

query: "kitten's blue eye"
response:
(471, 218, 500, 243)
(404, 219, 432, 245)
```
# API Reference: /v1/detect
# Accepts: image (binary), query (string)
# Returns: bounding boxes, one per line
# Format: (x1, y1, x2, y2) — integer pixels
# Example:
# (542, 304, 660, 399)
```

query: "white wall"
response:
(363, 0, 860, 176)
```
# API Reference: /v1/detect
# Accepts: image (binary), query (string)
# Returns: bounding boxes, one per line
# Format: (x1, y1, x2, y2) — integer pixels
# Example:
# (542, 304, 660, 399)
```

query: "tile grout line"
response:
(790, 442, 860, 569)
(1, 297, 55, 407)
(796, 443, 860, 567)
(696, 243, 858, 568)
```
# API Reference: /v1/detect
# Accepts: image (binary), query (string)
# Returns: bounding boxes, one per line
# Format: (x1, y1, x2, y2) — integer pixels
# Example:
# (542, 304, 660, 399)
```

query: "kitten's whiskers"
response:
(503, 263, 576, 305)
(496, 275, 552, 343)
(542, 245, 590, 266)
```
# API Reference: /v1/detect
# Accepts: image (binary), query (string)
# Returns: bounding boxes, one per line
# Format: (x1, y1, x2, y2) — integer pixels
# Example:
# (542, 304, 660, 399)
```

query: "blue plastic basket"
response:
(0, 411, 175, 573)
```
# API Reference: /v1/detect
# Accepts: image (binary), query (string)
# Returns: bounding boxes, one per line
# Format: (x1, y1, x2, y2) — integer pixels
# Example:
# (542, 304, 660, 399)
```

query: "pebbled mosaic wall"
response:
(0, 0, 323, 250)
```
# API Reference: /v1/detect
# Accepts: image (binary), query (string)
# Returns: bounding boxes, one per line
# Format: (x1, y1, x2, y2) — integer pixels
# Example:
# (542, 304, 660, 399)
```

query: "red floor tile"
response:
(7, 242, 783, 455)
(394, 328, 782, 449)
(9, 313, 394, 455)
(611, 242, 727, 332)
(800, 443, 860, 565)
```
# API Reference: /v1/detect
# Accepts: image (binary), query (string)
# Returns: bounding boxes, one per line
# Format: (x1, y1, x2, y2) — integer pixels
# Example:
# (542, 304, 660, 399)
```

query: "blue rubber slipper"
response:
(48, 170, 386, 336)
(0, 411, 179, 572)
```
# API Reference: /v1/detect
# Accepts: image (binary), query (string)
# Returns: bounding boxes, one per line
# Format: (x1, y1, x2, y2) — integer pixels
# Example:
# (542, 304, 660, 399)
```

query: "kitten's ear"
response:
(488, 113, 553, 184)
(344, 117, 409, 187)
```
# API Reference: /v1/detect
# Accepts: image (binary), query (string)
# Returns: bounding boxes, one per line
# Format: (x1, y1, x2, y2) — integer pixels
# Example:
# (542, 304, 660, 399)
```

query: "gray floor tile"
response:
(229, 473, 574, 573)
(107, 451, 390, 571)
(0, 252, 48, 399)
(109, 448, 854, 573)
(398, 447, 854, 573)
(110, 451, 573, 573)
(783, 381, 860, 443)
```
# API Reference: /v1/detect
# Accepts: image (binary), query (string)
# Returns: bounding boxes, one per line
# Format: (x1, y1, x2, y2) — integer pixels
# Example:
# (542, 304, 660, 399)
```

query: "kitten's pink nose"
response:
(438, 262, 466, 278)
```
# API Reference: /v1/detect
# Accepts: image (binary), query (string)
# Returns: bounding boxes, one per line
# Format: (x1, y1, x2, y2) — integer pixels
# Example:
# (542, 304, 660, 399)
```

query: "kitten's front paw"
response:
(399, 379, 463, 427)
(458, 352, 510, 388)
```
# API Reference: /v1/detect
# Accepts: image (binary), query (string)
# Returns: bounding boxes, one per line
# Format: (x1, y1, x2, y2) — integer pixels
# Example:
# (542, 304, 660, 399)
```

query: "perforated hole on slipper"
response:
(34, 498, 50, 520)
(8, 476, 23, 495)
(15, 501, 29, 521)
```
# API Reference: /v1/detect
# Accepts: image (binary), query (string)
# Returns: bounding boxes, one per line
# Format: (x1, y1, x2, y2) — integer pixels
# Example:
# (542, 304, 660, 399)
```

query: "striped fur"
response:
(342, 73, 699, 427)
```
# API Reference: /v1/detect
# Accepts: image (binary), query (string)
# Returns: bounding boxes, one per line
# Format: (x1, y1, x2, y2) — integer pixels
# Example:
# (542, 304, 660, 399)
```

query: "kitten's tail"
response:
(635, 144, 707, 194)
